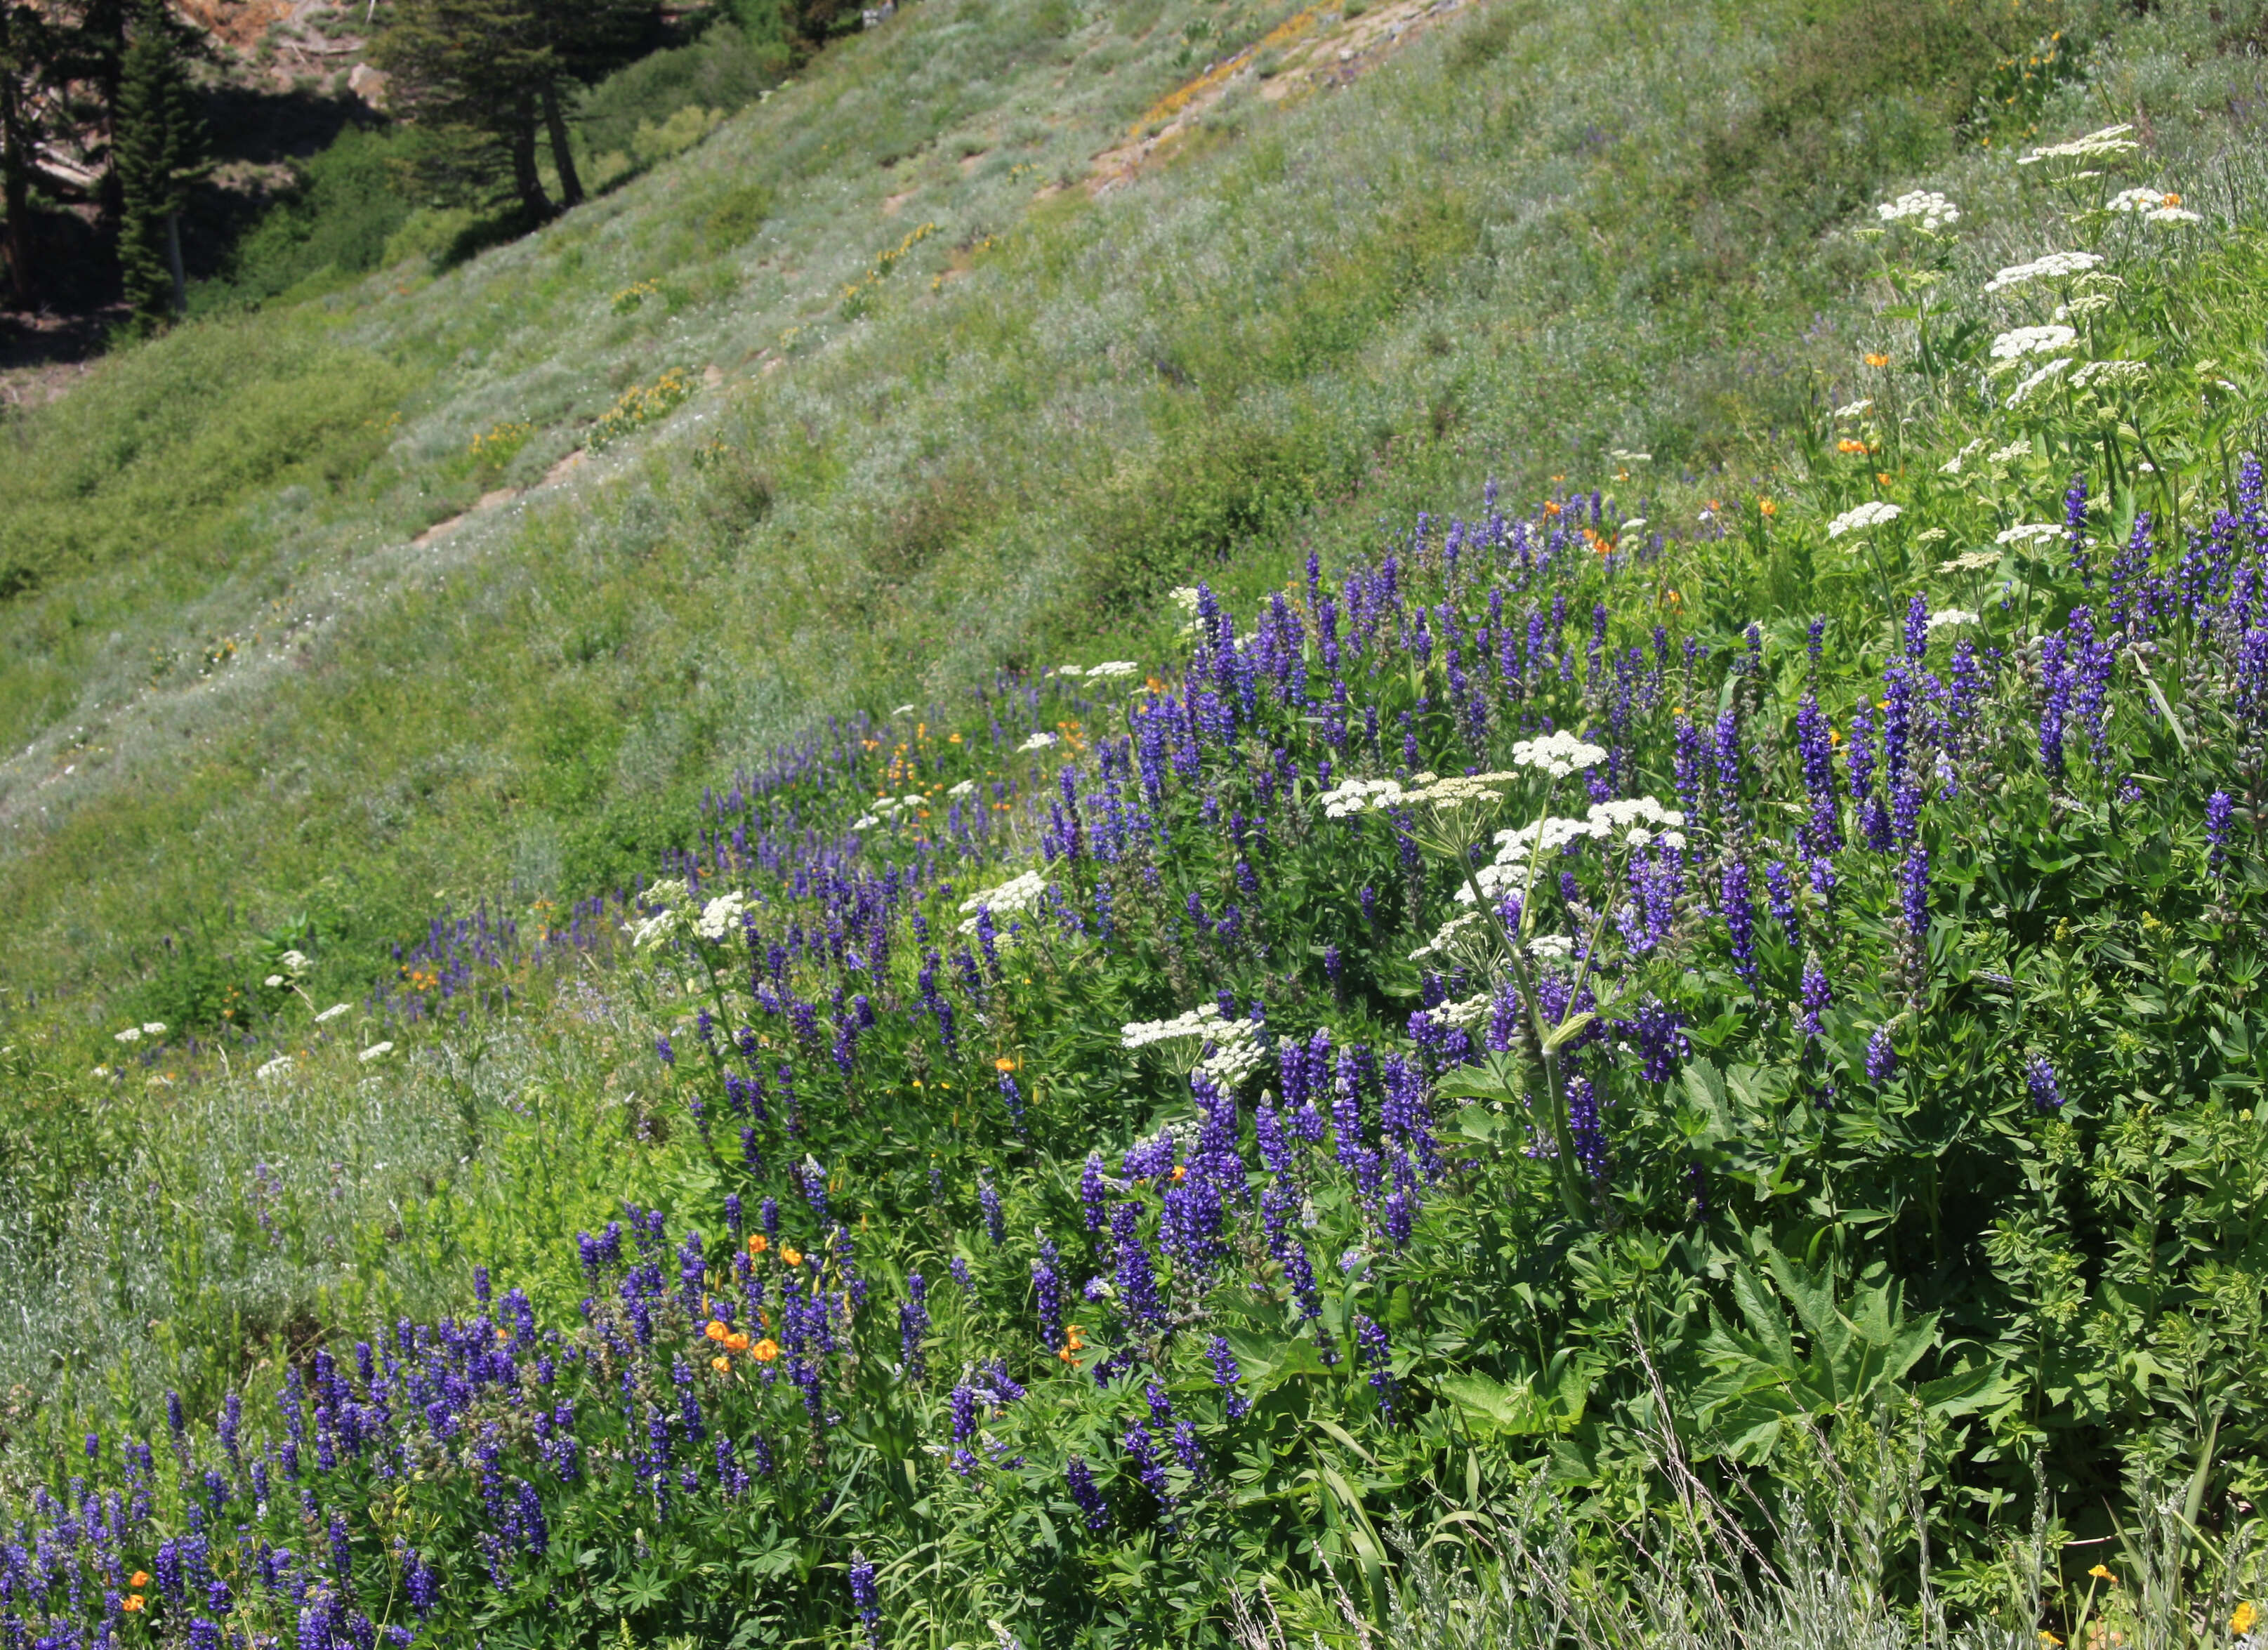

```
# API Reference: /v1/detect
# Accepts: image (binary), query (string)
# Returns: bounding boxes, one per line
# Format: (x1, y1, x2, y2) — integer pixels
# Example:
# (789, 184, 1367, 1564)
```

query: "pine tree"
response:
(376, 0, 647, 222)
(0, 0, 63, 307)
(112, 0, 202, 329)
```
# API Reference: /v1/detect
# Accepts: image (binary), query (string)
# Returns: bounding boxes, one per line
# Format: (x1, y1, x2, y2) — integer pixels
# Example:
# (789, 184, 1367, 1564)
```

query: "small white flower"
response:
(1826, 500, 1901, 540)
(1982, 251, 2102, 293)
(1618, 517, 1647, 534)
(1941, 550, 2001, 573)
(280, 949, 311, 973)
(359, 1042, 395, 1063)
(2017, 124, 2137, 166)
(1528, 935, 1576, 963)
(1510, 731, 1609, 777)
(695, 892, 749, 942)
(2005, 355, 2073, 407)
(1168, 586, 1203, 612)
(142, 1022, 168, 1036)
(1988, 442, 2033, 465)
(2071, 359, 2149, 390)
(1054, 665, 1084, 678)
(1990, 325, 2077, 361)
(957, 870, 1048, 933)
(1996, 522, 2062, 546)
(1876, 190, 1960, 230)
(1939, 437, 1986, 475)
(1609, 448, 1651, 463)
(1833, 398, 1875, 419)
(314, 1003, 352, 1023)
(1926, 608, 1978, 631)
(947, 779, 977, 798)
(851, 814, 880, 830)
(1409, 911, 1483, 962)
(114, 1027, 143, 1044)
(2144, 205, 2201, 224)
(2106, 187, 2170, 213)
(256, 1055, 294, 1082)
(891, 702, 917, 715)
(1085, 661, 1140, 678)
(1317, 776, 1406, 817)
(91, 1064, 112, 1078)
(265, 974, 286, 988)
(1016, 732, 1057, 753)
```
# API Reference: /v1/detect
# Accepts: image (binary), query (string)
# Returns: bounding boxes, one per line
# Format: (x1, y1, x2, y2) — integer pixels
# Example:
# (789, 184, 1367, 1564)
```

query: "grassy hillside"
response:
(4, 0, 2154, 1033)
(4, 0, 2268, 1643)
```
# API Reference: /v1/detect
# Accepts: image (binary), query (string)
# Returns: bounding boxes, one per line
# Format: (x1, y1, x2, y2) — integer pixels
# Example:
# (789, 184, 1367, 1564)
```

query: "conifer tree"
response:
(112, 0, 202, 329)
(0, 0, 62, 307)
(376, 0, 647, 222)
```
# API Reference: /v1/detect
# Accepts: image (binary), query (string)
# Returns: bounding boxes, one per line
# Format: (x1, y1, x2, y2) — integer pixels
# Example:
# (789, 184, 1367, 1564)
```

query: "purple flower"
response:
(1900, 843, 1930, 951)
(1080, 1152, 1107, 1234)
(848, 1552, 881, 1648)
(1067, 1456, 1109, 1532)
(1721, 859, 1759, 989)
(1354, 1314, 1399, 1423)
(1866, 1025, 1898, 1085)
(899, 1274, 929, 1383)
(1762, 860, 1802, 949)
(1122, 1423, 1174, 1523)
(1206, 1335, 1248, 1420)
(1033, 1239, 1064, 1353)
(2207, 790, 2235, 875)
(978, 1173, 1004, 1246)
(2026, 1055, 2064, 1113)
(1800, 956, 1831, 1042)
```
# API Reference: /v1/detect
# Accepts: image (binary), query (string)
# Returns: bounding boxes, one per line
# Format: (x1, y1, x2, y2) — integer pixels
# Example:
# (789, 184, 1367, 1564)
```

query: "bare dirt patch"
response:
(1088, 0, 1475, 194)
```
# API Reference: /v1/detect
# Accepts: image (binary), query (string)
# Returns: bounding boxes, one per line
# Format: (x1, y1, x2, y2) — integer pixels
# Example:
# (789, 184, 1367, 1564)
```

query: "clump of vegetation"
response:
(4, 107, 2268, 1645)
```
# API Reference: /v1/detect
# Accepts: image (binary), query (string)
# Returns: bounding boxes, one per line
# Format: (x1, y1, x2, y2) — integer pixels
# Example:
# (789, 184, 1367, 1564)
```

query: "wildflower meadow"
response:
(6, 6, 2268, 1650)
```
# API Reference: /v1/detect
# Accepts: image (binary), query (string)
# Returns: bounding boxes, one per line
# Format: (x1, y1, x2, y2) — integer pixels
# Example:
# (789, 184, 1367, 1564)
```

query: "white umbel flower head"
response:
(1876, 190, 1960, 230)
(114, 1027, 142, 1044)
(142, 1022, 167, 1036)
(256, 1055, 294, 1082)
(2071, 359, 2149, 390)
(2005, 356, 2074, 407)
(1926, 608, 1979, 631)
(1983, 251, 2102, 293)
(1318, 776, 1406, 817)
(1996, 522, 2063, 546)
(2017, 125, 2138, 166)
(695, 891, 749, 942)
(1016, 732, 1057, 753)
(957, 870, 1048, 934)
(1510, 732, 1609, 777)
(1826, 501, 1902, 540)
(1991, 325, 2078, 360)
(315, 1003, 352, 1023)
(359, 1042, 395, 1062)
(947, 779, 977, 798)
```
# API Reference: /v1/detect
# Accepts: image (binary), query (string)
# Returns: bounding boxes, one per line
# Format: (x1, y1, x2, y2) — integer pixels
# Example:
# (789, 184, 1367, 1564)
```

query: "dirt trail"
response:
(1087, 0, 1475, 194)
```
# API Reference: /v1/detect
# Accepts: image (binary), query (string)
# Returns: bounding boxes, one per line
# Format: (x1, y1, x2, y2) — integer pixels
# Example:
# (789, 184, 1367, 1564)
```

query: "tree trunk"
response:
(0, 71, 32, 308)
(164, 207, 183, 314)
(541, 81, 581, 209)
(509, 91, 549, 220)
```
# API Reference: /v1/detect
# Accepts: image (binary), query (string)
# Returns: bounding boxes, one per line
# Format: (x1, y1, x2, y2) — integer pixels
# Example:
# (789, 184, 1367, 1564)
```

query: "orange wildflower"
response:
(711, 1355, 732, 1374)
(747, 1234, 769, 1255)
(130, 1573, 151, 1590)
(1864, 352, 1891, 368)
(751, 1338, 781, 1362)
(782, 1247, 803, 1267)
(705, 1320, 730, 1342)
(725, 1332, 750, 1352)
(122, 1597, 145, 1613)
